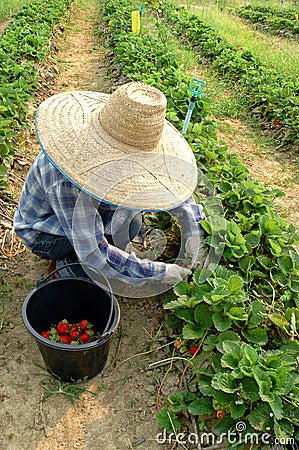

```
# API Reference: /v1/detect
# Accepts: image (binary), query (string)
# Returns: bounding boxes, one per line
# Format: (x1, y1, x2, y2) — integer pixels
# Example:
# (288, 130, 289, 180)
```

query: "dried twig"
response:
(155, 347, 176, 414)
(0, 211, 13, 222)
(107, 340, 176, 385)
(0, 229, 26, 258)
(0, 194, 18, 205)
(181, 370, 202, 450)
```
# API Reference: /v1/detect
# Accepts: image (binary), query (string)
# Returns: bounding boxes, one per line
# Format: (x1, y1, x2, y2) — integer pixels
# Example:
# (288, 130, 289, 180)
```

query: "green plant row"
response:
(99, 0, 299, 445)
(0, 0, 74, 189)
(236, 4, 299, 37)
(238, 4, 299, 21)
(159, 0, 299, 151)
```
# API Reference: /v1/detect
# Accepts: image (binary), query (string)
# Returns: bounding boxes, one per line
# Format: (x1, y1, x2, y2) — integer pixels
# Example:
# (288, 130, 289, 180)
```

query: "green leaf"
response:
(270, 268, 287, 286)
(188, 397, 213, 415)
(168, 390, 196, 412)
(243, 344, 259, 365)
(252, 367, 272, 397)
(259, 216, 282, 237)
(290, 278, 299, 293)
(212, 417, 235, 436)
(213, 389, 235, 404)
(182, 322, 205, 339)
(228, 400, 246, 419)
(262, 355, 282, 370)
(277, 255, 294, 273)
(197, 377, 217, 397)
(163, 297, 190, 311)
(174, 306, 194, 322)
(228, 275, 243, 294)
(221, 341, 242, 356)
(257, 255, 275, 270)
(245, 230, 261, 249)
(280, 340, 299, 354)
(238, 358, 253, 377)
(211, 372, 236, 393)
(274, 418, 294, 440)
(203, 334, 218, 351)
(194, 302, 213, 328)
(227, 306, 248, 322)
(221, 353, 240, 370)
(156, 408, 181, 433)
(269, 394, 284, 420)
(216, 331, 240, 352)
(173, 281, 191, 296)
(213, 312, 232, 331)
(0, 165, 7, 177)
(247, 301, 264, 327)
(238, 255, 255, 273)
(166, 314, 183, 329)
(242, 327, 268, 345)
(247, 403, 272, 431)
(269, 238, 282, 257)
(161, 289, 177, 305)
(239, 377, 259, 401)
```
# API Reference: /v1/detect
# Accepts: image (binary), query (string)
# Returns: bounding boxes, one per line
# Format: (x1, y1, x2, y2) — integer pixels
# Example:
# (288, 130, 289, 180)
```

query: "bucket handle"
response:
(38, 262, 115, 341)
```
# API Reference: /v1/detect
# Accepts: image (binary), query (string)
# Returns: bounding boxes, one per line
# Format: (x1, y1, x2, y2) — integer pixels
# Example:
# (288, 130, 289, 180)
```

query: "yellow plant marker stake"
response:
(132, 10, 140, 33)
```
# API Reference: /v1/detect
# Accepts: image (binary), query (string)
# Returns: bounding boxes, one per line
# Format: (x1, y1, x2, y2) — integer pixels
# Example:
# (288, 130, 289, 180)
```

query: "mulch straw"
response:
(0, 197, 26, 259)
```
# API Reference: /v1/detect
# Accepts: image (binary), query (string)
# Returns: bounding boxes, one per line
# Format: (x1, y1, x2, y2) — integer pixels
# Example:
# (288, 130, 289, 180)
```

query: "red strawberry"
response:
(79, 333, 89, 344)
(56, 321, 69, 335)
(60, 335, 71, 344)
(69, 330, 79, 341)
(273, 119, 280, 126)
(216, 410, 223, 419)
(174, 340, 182, 348)
(69, 323, 78, 332)
(41, 331, 49, 339)
(79, 319, 88, 331)
(189, 345, 199, 355)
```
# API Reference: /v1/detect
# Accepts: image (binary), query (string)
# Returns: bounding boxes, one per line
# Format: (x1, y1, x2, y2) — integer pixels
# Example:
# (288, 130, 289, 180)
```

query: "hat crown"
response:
(99, 82, 167, 151)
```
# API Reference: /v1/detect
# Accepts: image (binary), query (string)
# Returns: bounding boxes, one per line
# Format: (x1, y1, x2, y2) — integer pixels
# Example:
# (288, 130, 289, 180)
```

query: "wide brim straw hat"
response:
(35, 82, 198, 211)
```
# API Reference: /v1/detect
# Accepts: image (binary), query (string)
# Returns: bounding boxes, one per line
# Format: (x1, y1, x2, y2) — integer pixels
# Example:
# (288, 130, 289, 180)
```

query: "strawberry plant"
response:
(0, 0, 74, 185)
(160, 339, 299, 441)
(99, 0, 299, 444)
(236, 5, 299, 38)
(159, 0, 299, 150)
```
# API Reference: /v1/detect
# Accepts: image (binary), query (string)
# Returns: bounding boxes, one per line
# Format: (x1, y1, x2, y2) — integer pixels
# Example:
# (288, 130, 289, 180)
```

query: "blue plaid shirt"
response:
(14, 153, 205, 279)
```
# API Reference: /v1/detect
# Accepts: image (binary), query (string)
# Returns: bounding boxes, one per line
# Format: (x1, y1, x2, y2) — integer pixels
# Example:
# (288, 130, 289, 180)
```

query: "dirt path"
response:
(0, 3, 172, 450)
(216, 119, 299, 230)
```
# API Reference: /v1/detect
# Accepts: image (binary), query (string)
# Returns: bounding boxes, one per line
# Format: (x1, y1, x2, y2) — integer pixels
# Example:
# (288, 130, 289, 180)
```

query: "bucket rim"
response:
(37, 274, 114, 296)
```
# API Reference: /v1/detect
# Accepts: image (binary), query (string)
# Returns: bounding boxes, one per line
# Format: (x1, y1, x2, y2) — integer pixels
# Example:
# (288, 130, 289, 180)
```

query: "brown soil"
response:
(0, 19, 10, 35)
(1, 2, 299, 450)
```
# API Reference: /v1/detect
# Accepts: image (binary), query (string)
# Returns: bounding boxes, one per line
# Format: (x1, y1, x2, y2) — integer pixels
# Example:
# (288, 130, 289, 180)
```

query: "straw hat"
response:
(35, 82, 198, 211)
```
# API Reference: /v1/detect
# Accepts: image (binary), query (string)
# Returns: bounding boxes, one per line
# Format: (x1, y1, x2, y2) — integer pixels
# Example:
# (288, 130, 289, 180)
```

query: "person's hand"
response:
(163, 263, 191, 284)
(185, 235, 209, 270)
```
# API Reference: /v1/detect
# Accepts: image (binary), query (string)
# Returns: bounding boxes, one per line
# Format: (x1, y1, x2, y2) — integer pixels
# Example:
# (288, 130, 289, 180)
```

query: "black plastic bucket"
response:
(22, 274, 120, 382)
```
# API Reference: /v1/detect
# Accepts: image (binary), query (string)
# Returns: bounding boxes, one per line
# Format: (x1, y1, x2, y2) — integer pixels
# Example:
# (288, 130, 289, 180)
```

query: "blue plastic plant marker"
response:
(182, 78, 205, 134)
(139, 4, 144, 15)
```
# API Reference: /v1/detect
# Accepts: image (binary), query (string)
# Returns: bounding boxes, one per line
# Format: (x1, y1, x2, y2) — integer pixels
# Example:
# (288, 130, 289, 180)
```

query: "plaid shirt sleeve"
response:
(169, 195, 205, 238)
(47, 182, 166, 280)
